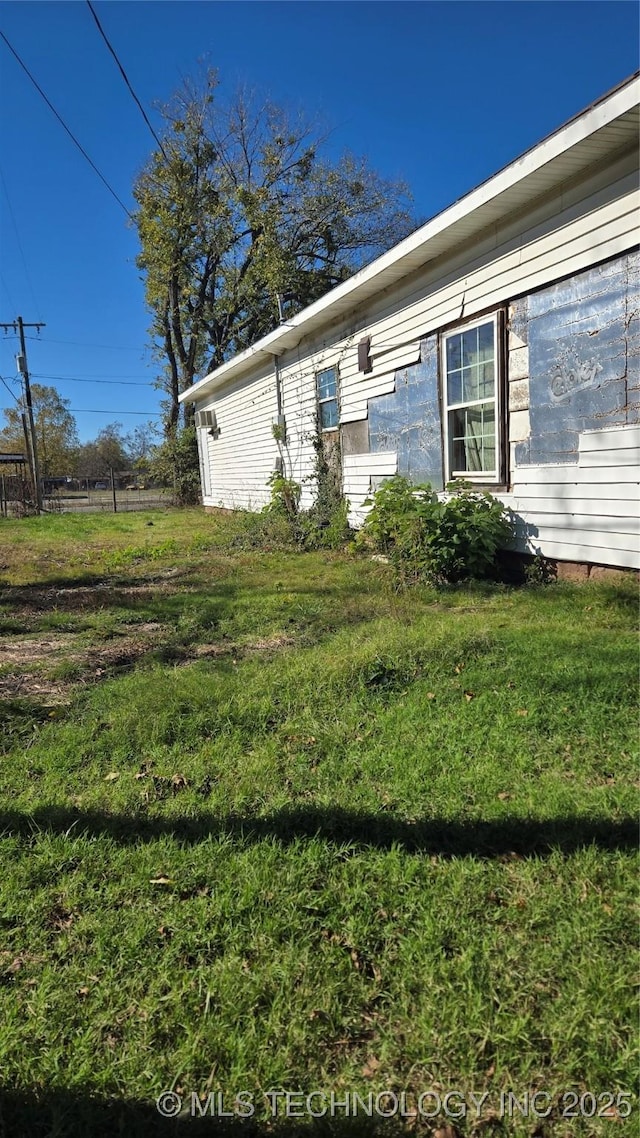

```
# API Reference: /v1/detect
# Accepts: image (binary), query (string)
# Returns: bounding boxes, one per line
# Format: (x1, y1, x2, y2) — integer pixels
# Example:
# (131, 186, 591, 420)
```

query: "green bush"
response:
(357, 475, 433, 553)
(149, 424, 201, 506)
(360, 475, 515, 585)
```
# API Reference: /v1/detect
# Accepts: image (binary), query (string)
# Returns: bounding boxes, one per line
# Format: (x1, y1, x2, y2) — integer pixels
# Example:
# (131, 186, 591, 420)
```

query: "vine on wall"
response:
(264, 420, 351, 549)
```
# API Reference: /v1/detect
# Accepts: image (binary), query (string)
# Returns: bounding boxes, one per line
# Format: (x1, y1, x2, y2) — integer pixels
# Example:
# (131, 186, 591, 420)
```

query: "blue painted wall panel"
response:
(527, 256, 628, 316)
(369, 334, 444, 489)
(519, 249, 639, 466)
(368, 251, 638, 477)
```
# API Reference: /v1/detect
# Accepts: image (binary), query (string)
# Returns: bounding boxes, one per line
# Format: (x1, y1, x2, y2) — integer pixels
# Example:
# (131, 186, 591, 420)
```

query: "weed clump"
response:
(524, 553, 558, 587)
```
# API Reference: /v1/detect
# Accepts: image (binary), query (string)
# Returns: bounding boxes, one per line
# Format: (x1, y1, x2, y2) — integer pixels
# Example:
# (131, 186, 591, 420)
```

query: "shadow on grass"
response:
(0, 804, 636, 859)
(0, 1087, 416, 1138)
(0, 570, 378, 629)
(0, 571, 217, 612)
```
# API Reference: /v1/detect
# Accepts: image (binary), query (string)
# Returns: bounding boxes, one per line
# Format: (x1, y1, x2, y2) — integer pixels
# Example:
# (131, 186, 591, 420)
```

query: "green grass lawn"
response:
(0, 509, 637, 1137)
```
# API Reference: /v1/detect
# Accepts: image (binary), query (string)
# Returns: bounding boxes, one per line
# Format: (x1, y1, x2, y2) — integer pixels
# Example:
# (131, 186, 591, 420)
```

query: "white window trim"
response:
(316, 364, 340, 433)
(441, 313, 502, 484)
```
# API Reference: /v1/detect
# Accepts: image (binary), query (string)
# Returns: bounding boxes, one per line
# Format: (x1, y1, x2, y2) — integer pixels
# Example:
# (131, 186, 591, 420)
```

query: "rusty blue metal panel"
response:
(517, 250, 639, 466)
(369, 334, 444, 489)
(367, 252, 638, 476)
(528, 256, 629, 315)
(626, 251, 640, 404)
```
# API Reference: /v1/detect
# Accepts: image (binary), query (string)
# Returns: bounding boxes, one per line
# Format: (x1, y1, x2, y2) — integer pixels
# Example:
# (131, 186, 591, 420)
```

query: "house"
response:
(180, 74, 640, 573)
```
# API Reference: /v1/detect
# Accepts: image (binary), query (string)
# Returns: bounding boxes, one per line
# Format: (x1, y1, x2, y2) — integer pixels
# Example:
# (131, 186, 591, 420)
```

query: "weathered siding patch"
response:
(515, 251, 639, 465)
(626, 248, 640, 407)
(340, 419, 370, 456)
(368, 335, 444, 490)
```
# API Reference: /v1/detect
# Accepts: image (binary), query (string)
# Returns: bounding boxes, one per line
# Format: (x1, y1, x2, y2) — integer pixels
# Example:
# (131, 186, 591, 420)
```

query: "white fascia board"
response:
(180, 74, 640, 405)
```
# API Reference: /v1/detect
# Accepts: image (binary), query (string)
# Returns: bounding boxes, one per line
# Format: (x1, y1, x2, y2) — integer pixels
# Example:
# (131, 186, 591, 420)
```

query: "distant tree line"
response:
(0, 383, 160, 483)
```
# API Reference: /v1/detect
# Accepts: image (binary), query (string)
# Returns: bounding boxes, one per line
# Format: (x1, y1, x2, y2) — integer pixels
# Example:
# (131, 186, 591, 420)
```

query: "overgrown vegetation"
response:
(0, 509, 637, 1137)
(265, 471, 302, 521)
(359, 475, 515, 585)
(148, 423, 202, 505)
(524, 553, 558, 587)
(262, 429, 352, 550)
(300, 429, 352, 549)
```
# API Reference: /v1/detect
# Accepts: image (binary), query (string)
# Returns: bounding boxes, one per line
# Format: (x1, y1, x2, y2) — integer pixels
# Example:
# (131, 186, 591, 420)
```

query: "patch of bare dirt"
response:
(0, 625, 165, 702)
(0, 635, 78, 666)
(85, 637, 160, 675)
(0, 672, 70, 704)
(193, 634, 295, 659)
(0, 628, 296, 702)
(247, 635, 296, 652)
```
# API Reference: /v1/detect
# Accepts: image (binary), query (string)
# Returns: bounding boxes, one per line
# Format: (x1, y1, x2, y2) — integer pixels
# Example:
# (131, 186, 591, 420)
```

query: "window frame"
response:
(441, 311, 504, 485)
(316, 364, 340, 433)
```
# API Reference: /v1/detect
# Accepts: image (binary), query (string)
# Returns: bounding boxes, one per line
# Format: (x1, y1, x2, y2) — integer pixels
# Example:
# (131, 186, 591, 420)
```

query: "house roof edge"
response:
(180, 71, 640, 405)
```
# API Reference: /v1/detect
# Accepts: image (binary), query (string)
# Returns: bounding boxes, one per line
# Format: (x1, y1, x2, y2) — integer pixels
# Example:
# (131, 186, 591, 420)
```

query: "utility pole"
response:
(0, 316, 45, 513)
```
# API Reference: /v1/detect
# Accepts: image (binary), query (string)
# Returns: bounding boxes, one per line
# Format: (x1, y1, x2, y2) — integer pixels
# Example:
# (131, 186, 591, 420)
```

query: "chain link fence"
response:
(1, 473, 175, 517)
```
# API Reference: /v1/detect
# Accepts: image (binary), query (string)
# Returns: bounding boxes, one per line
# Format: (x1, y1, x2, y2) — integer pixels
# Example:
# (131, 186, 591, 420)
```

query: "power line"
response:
(68, 408, 162, 416)
(0, 29, 132, 219)
(25, 335, 150, 352)
(0, 373, 21, 404)
(32, 372, 154, 385)
(85, 0, 168, 161)
(0, 272, 16, 313)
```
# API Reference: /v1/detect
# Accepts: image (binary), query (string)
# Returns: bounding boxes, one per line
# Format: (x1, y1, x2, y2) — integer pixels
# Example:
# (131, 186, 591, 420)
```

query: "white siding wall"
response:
(199, 365, 278, 510)
(196, 428, 212, 499)
(498, 425, 640, 569)
(343, 452, 398, 527)
(345, 429, 640, 569)
(196, 148, 639, 566)
(278, 354, 323, 511)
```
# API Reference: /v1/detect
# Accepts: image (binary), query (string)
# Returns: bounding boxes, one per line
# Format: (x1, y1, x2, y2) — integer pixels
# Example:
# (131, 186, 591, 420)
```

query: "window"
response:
(316, 366, 339, 430)
(442, 314, 501, 482)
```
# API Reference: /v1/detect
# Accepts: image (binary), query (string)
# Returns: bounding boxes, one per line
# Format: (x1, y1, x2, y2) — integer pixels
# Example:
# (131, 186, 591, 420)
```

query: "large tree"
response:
(133, 72, 415, 430)
(0, 384, 79, 477)
(124, 420, 160, 469)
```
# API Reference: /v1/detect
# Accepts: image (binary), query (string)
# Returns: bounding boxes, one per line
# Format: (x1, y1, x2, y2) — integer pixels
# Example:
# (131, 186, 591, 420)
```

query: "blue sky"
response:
(0, 0, 638, 443)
